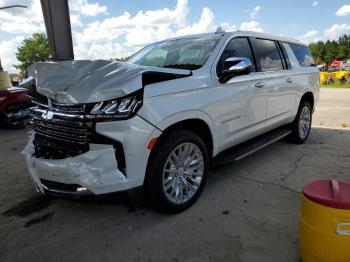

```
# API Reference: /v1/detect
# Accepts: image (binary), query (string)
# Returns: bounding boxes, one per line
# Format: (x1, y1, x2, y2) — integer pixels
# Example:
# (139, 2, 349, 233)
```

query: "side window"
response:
(217, 37, 256, 77)
(289, 43, 315, 67)
(254, 39, 284, 72)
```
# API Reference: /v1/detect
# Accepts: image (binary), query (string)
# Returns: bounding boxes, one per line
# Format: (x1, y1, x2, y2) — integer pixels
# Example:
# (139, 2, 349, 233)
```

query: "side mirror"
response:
(220, 57, 253, 83)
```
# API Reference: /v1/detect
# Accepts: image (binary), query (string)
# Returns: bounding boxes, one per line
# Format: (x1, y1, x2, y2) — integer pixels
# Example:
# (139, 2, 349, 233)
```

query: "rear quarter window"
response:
(289, 43, 315, 67)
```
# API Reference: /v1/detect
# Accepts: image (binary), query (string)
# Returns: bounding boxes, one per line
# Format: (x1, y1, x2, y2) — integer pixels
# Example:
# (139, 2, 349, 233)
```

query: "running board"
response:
(213, 127, 292, 168)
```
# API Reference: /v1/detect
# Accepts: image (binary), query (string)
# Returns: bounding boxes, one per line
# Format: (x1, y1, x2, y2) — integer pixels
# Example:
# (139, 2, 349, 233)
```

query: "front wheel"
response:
(289, 100, 312, 144)
(145, 130, 209, 213)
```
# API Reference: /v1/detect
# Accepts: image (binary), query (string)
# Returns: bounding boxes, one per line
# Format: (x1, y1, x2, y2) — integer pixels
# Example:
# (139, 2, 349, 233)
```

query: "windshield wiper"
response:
(163, 64, 202, 70)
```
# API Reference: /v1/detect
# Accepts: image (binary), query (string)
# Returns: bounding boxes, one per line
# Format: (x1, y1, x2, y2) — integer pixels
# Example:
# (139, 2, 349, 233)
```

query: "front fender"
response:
(154, 110, 220, 156)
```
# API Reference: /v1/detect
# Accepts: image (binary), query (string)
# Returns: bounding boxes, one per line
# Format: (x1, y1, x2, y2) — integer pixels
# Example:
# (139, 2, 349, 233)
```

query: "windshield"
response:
(127, 36, 221, 70)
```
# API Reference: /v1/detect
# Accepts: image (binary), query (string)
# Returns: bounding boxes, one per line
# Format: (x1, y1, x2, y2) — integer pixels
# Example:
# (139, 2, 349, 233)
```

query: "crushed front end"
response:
(21, 59, 188, 196)
(22, 91, 160, 196)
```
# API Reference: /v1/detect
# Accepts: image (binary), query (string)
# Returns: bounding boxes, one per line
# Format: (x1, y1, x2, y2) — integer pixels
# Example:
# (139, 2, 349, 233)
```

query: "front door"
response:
(215, 37, 267, 151)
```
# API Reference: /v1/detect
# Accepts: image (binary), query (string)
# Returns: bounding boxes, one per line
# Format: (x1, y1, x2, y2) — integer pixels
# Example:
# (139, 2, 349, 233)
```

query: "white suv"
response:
(23, 30, 319, 213)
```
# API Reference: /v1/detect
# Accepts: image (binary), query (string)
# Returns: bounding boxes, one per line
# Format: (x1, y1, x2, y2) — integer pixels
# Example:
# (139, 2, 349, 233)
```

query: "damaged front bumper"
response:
(22, 134, 130, 195)
(22, 114, 162, 196)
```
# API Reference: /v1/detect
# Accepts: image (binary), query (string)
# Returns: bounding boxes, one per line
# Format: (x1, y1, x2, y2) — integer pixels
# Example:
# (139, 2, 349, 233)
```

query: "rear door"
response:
(251, 38, 297, 129)
(215, 37, 267, 151)
(284, 42, 318, 110)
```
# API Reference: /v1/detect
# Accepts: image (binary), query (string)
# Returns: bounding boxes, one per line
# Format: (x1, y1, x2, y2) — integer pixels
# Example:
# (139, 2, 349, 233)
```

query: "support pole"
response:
(40, 0, 74, 60)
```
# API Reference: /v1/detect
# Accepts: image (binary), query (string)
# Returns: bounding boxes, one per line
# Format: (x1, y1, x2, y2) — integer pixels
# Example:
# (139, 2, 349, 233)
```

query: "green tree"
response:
(309, 34, 350, 65)
(14, 33, 51, 73)
(338, 35, 350, 60)
(324, 40, 338, 64)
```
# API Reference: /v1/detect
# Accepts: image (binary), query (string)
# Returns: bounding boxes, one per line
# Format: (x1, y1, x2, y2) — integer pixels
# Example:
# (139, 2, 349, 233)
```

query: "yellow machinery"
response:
(334, 71, 350, 82)
(320, 71, 350, 85)
(300, 180, 350, 262)
(320, 72, 333, 85)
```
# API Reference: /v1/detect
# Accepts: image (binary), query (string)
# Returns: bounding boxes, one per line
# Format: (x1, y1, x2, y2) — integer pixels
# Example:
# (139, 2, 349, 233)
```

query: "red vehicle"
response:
(0, 86, 32, 128)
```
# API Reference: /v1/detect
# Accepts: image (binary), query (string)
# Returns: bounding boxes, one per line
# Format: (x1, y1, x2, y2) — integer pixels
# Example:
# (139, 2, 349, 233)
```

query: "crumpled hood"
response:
(32, 60, 191, 104)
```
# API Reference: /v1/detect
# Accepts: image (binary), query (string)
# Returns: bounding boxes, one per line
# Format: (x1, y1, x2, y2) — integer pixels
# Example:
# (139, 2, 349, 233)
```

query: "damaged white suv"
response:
(23, 30, 319, 213)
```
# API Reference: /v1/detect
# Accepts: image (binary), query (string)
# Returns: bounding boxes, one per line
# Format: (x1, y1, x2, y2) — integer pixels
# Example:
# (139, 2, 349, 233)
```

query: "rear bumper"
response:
(22, 115, 162, 195)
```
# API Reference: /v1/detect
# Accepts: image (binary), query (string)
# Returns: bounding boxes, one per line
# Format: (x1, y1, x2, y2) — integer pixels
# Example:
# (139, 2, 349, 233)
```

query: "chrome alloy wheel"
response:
(162, 142, 204, 204)
(298, 106, 311, 139)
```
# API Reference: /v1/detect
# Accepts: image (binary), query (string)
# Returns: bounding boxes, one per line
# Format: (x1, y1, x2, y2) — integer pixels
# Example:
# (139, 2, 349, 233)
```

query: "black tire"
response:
(2, 104, 27, 129)
(3, 115, 26, 129)
(145, 129, 209, 213)
(289, 100, 312, 144)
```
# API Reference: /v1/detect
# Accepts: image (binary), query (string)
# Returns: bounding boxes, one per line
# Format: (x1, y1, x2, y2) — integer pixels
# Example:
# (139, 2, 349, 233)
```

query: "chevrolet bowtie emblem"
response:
(42, 110, 53, 120)
(42, 98, 53, 120)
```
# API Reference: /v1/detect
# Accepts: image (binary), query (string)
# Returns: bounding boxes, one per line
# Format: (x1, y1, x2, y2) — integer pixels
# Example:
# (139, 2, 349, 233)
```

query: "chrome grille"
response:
(30, 94, 127, 171)
(31, 97, 94, 159)
(33, 117, 93, 144)
(51, 103, 86, 113)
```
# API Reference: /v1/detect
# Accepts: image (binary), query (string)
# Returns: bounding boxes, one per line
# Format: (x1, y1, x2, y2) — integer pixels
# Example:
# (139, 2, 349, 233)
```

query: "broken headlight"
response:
(89, 92, 143, 120)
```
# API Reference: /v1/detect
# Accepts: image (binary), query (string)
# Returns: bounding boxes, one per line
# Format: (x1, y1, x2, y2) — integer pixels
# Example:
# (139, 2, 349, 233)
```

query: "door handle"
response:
(255, 82, 265, 88)
(286, 78, 293, 83)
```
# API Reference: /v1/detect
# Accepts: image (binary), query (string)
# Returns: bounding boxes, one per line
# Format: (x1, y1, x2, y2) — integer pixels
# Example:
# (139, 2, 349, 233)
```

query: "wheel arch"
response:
(0, 92, 31, 117)
(144, 116, 215, 191)
(161, 119, 214, 158)
(154, 111, 218, 157)
(300, 92, 315, 110)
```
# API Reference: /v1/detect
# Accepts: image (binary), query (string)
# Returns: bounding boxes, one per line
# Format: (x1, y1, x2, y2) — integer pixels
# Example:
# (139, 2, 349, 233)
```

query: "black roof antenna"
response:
(215, 27, 225, 34)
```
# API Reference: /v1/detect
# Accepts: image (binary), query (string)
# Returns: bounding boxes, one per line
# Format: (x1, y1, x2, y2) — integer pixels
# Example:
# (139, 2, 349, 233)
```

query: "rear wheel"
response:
(145, 130, 209, 213)
(289, 100, 312, 144)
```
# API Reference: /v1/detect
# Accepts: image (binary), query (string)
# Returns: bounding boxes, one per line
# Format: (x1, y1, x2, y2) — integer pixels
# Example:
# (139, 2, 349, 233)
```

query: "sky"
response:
(1, 0, 350, 72)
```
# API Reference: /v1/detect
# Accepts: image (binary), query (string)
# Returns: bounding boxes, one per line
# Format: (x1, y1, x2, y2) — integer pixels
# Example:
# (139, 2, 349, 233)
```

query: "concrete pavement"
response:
(313, 88, 350, 129)
(0, 88, 349, 262)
